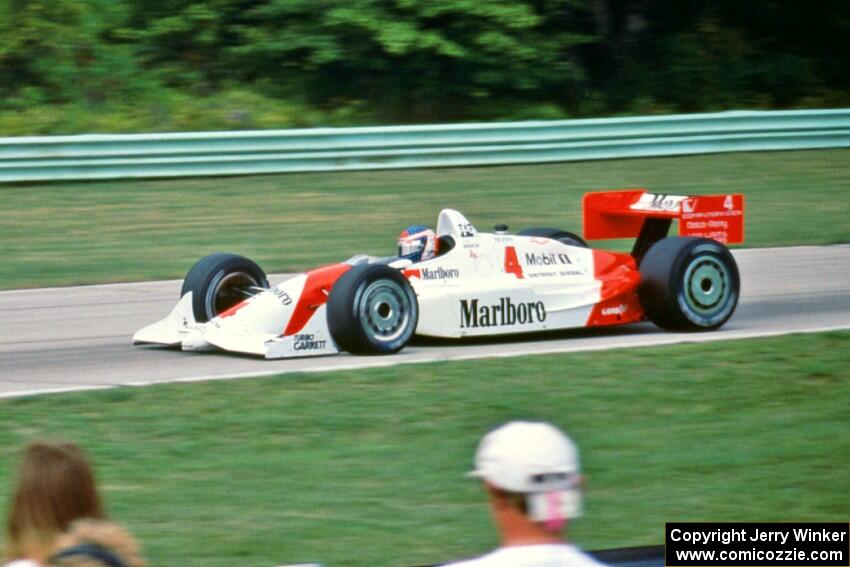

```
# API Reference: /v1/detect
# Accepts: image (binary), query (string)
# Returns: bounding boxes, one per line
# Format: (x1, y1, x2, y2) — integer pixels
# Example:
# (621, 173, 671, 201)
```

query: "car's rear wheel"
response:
(327, 264, 418, 355)
(518, 227, 589, 248)
(181, 253, 269, 322)
(638, 237, 739, 330)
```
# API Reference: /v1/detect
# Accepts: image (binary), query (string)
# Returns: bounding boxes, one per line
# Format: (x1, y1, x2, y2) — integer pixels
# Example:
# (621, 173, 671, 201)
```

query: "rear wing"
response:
(583, 189, 744, 259)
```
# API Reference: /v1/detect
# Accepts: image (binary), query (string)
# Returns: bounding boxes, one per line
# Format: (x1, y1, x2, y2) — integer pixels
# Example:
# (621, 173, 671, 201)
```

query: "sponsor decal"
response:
(678, 194, 744, 244)
(459, 297, 547, 328)
(631, 193, 687, 212)
(273, 288, 293, 306)
(685, 220, 730, 230)
(525, 252, 573, 266)
(681, 210, 742, 220)
(293, 333, 327, 351)
(526, 269, 585, 278)
(405, 267, 460, 280)
(457, 223, 476, 238)
(420, 266, 460, 280)
(601, 303, 628, 316)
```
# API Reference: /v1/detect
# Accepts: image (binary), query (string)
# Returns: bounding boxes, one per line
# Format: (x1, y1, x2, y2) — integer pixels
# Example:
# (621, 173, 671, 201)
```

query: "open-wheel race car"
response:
(133, 189, 745, 359)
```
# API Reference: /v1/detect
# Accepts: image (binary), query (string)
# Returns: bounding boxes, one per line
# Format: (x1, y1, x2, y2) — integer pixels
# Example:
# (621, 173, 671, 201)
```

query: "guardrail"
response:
(1, 109, 848, 183)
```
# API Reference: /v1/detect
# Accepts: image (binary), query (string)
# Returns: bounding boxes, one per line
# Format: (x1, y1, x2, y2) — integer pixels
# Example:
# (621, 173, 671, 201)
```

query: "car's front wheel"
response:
(327, 264, 418, 354)
(638, 237, 739, 331)
(180, 253, 269, 322)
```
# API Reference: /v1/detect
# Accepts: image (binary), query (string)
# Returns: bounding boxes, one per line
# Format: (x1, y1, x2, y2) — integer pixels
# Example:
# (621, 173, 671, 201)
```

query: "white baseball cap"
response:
(468, 421, 580, 493)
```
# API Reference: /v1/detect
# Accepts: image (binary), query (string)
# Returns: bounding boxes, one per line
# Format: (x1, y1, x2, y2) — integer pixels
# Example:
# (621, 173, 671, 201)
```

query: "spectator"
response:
(3, 442, 105, 567)
(443, 421, 606, 567)
(46, 519, 145, 567)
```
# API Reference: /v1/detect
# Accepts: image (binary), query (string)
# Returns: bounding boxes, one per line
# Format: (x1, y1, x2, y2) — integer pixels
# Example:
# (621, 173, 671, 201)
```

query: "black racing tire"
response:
(638, 237, 739, 331)
(326, 264, 419, 355)
(180, 253, 269, 322)
(518, 227, 589, 248)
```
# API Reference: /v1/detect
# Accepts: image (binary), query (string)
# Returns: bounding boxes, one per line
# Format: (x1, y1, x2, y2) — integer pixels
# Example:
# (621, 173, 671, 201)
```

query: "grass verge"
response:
(1, 149, 848, 289)
(1, 331, 848, 567)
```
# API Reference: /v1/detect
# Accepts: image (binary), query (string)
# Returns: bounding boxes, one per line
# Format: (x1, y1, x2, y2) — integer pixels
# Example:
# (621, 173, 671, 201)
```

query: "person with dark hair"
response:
(442, 421, 607, 567)
(46, 519, 145, 567)
(3, 442, 105, 567)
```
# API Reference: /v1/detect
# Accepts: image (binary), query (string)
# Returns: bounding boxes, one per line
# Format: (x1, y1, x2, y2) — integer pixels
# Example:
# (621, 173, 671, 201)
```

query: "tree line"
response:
(1, 0, 848, 134)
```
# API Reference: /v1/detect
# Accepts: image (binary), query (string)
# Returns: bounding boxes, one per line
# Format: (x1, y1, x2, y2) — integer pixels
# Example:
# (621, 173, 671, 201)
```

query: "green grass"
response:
(1, 149, 848, 289)
(1, 332, 848, 567)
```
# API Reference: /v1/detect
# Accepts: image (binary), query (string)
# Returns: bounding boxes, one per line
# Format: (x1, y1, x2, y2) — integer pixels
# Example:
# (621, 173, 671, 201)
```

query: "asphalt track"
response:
(2, 246, 849, 399)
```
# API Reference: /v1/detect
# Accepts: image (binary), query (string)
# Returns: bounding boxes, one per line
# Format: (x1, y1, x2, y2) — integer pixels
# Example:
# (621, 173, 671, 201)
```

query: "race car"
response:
(133, 189, 744, 358)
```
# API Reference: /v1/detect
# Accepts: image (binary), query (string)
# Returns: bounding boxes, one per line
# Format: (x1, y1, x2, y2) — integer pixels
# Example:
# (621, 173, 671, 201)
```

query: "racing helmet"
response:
(398, 225, 438, 263)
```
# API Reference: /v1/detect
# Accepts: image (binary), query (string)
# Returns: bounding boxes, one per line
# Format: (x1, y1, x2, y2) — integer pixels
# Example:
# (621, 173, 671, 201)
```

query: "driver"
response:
(398, 225, 438, 263)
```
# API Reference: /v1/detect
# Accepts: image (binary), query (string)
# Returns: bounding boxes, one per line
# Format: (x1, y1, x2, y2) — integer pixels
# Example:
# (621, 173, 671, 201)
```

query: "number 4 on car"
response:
(133, 189, 744, 359)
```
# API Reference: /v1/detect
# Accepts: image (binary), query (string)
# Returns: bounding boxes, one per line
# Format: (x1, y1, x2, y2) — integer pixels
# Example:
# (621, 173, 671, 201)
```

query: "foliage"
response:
(0, 0, 849, 134)
(224, 0, 590, 121)
(589, 0, 850, 113)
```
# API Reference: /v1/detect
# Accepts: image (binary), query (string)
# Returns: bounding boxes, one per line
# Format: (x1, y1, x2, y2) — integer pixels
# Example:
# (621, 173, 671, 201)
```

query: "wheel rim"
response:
(357, 279, 413, 343)
(682, 255, 732, 317)
(207, 271, 263, 317)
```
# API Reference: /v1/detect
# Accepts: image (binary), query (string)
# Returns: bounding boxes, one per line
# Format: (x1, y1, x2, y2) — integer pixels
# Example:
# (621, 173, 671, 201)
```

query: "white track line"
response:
(3, 323, 847, 401)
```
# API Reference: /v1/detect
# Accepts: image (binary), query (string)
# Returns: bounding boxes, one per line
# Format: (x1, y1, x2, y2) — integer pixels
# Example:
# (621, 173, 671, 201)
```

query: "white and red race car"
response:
(133, 189, 744, 358)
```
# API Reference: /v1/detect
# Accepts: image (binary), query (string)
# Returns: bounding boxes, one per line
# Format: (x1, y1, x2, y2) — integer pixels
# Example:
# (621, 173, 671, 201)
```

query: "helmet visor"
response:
(399, 235, 426, 260)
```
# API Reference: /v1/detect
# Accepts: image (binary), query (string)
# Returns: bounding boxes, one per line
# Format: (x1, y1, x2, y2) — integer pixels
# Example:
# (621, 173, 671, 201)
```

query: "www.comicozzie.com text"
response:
(669, 527, 847, 546)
